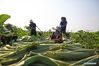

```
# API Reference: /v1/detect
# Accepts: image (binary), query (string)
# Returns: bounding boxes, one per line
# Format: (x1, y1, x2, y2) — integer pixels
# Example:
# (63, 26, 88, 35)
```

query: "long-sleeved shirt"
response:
(29, 23, 36, 30)
(60, 21, 67, 28)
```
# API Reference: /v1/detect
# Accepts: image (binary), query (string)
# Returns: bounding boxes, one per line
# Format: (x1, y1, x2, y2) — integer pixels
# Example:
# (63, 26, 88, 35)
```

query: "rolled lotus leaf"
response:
(23, 55, 59, 66)
(1, 56, 23, 66)
(44, 49, 95, 61)
(83, 55, 99, 66)
(69, 55, 99, 66)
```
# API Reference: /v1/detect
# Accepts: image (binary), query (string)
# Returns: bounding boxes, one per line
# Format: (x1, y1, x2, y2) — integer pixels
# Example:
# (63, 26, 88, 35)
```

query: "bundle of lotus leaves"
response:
(0, 42, 98, 66)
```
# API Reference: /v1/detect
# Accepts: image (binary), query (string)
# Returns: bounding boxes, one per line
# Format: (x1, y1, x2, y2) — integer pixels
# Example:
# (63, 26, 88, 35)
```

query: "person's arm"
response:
(29, 24, 32, 29)
(35, 23, 36, 27)
(59, 21, 62, 27)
